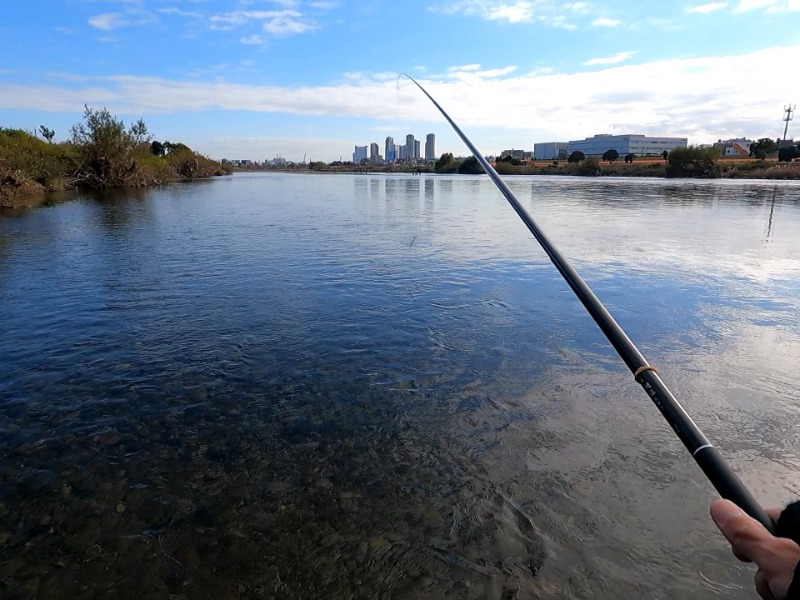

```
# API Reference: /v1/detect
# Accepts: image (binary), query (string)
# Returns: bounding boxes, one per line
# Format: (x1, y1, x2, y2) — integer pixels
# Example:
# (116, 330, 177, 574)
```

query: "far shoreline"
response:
(5, 159, 800, 212)
(232, 156, 800, 182)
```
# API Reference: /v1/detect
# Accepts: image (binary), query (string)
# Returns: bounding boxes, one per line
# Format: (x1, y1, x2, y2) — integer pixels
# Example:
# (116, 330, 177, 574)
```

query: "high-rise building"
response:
(425, 134, 435, 161)
(406, 134, 416, 161)
(385, 137, 395, 161)
(353, 145, 368, 163)
(414, 140, 420, 160)
(369, 142, 380, 162)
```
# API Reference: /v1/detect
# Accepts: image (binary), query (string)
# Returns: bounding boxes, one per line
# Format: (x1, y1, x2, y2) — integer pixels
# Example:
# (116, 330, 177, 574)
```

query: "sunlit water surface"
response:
(1, 173, 799, 599)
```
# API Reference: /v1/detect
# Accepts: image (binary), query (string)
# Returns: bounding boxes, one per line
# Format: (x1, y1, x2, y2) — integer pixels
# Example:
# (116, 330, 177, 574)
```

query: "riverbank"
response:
(1, 108, 232, 209)
(235, 156, 800, 180)
(491, 157, 800, 179)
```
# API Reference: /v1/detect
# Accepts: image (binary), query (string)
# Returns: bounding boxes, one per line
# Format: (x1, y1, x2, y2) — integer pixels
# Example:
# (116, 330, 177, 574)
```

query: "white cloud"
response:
(686, 2, 728, 12)
(583, 51, 635, 65)
(88, 9, 157, 30)
(484, 2, 534, 22)
(733, 0, 800, 10)
(156, 4, 326, 37)
(564, 2, 589, 13)
(157, 7, 204, 18)
(240, 34, 264, 45)
(444, 64, 518, 79)
(262, 11, 317, 35)
(735, 0, 778, 9)
(209, 10, 280, 29)
(2, 45, 799, 158)
(89, 12, 126, 30)
(591, 17, 621, 26)
(431, 0, 585, 26)
(206, 9, 316, 35)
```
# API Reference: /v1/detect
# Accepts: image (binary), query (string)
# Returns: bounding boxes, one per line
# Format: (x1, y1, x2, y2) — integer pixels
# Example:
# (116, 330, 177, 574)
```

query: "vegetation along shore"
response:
(4, 108, 800, 210)
(0, 106, 232, 209)
(295, 144, 800, 179)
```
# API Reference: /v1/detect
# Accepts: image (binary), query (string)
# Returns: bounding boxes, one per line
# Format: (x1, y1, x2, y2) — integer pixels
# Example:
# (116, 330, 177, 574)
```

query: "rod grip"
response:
(694, 445, 775, 534)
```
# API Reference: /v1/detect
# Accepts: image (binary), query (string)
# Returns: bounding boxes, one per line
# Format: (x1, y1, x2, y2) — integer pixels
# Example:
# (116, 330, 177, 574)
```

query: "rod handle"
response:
(694, 445, 775, 534)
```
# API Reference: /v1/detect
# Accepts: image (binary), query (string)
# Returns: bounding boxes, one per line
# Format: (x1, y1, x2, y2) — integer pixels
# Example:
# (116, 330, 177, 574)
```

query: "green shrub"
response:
(457, 156, 484, 174)
(0, 128, 78, 188)
(1, 108, 230, 195)
(666, 146, 720, 178)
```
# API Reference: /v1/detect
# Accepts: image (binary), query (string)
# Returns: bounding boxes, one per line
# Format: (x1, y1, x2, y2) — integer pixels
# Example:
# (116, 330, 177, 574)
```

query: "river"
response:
(1, 173, 799, 599)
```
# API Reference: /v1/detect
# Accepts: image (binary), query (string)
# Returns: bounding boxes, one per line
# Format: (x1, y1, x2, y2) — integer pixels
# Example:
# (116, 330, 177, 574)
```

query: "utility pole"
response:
(782, 103, 795, 141)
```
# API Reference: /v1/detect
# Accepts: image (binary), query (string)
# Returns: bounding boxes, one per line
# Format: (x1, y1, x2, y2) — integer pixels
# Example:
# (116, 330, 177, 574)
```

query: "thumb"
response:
(711, 499, 800, 599)
(711, 499, 773, 563)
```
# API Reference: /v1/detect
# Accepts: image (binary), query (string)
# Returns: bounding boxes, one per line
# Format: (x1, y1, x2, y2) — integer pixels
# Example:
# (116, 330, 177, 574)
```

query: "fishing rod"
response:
(401, 74, 776, 533)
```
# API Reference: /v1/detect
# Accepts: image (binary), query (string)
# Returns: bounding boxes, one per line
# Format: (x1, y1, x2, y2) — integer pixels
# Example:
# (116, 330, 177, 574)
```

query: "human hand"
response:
(711, 499, 800, 600)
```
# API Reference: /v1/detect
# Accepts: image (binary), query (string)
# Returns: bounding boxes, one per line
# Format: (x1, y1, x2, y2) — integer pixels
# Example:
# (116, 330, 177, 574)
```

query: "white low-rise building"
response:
(567, 134, 688, 156)
(713, 138, 752, 156)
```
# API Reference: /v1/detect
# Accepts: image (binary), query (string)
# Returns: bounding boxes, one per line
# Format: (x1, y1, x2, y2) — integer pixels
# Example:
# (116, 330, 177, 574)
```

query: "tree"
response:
(778, 145, 800, 162)
(577, 156, 601, 176)
(69, 105, 148, 189)
(435, 152, 454, 171)
(665, 146, 720, 178)
(497, 154, 520, 165)
(129, 118, 150, 144)
(662, 150, 669, 162)
(624, 153, 636, 164)
(457, 155, 484, 174)
(39, 125, 55, 143)
(602, 149, 619, 164)
(567, 150, 585, 164)
(749, 138, 778, 160)
(150, 140, 166, 156)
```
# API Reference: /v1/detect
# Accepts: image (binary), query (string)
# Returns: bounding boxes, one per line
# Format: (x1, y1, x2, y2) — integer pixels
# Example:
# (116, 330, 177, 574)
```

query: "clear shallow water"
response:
(1, 173, 799, 599)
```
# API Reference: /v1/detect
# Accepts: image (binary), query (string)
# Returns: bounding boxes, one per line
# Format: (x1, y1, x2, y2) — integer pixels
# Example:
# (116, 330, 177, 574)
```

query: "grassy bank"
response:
(1, 107, 231, 208)
(491, 155, 800, 179)
(263, 153, 800, 180)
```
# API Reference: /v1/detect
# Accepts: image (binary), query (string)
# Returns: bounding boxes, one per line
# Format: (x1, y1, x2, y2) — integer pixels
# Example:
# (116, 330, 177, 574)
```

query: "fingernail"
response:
(711, 500, 744, 527)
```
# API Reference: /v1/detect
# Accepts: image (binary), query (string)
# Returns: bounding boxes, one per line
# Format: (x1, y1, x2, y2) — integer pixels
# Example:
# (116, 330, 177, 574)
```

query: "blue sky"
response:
(1, 0, 799, 161)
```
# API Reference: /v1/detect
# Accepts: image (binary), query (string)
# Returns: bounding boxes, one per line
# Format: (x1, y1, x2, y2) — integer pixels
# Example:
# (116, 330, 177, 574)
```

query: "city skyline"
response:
(352, 132, 435, 164)
(0, 2, 799, 162)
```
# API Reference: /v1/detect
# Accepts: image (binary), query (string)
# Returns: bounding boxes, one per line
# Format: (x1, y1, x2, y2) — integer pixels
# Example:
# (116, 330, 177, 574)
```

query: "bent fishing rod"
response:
(401, 74, 776, 533)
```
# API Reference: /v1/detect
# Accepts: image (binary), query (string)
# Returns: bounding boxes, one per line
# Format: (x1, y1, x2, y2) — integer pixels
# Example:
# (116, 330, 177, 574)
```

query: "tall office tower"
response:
(425, 134, 435, 161)
(385, 136, 395, 161)
(369, 142, 380, 161)
(353, 145, 367, 163)
(414, 140, 420, 160)
(406, 134, 416, 160)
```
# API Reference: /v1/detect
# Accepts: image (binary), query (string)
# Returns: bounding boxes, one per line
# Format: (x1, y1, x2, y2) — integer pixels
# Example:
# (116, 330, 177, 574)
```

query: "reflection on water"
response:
(1, 173, 799, 599)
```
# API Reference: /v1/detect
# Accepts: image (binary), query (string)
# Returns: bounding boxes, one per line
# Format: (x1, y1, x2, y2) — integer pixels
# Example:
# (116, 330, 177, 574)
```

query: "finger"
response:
(731, 545, 751, 563)
(766, 507, 782, 522)
(755, 570, 778, 600)
(710, 500, 774, 563)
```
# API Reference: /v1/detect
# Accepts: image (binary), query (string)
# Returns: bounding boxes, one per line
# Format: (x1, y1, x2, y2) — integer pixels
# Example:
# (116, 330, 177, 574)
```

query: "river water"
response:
(1, 173, 799, 599)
